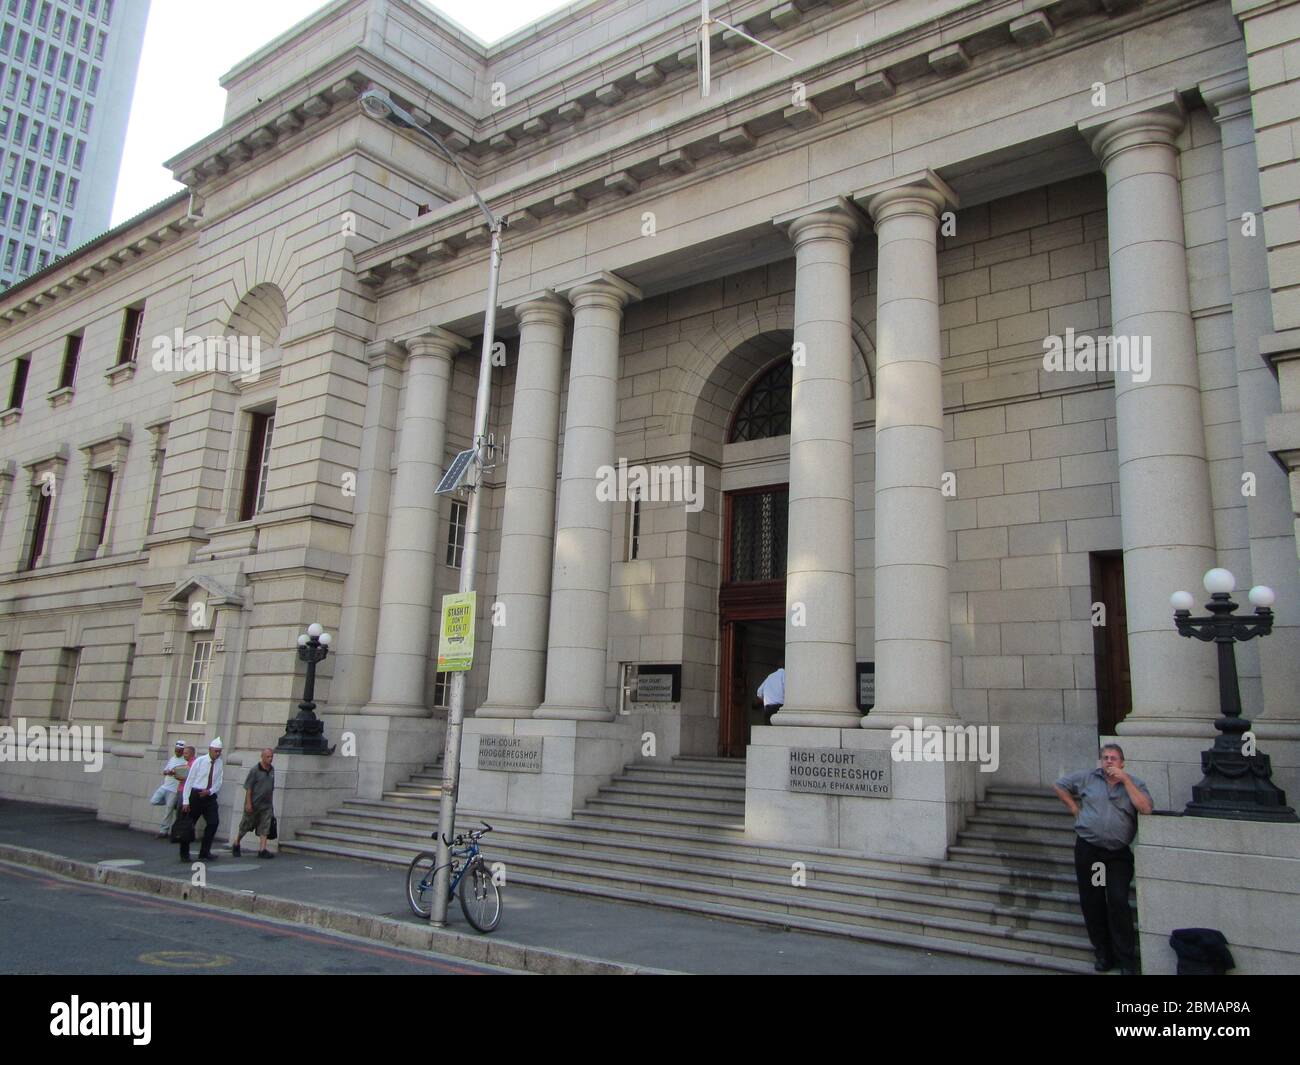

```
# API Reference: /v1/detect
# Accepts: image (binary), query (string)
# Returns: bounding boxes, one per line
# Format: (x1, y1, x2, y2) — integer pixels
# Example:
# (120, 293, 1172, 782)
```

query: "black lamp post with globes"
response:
(277, 622, 334, 755)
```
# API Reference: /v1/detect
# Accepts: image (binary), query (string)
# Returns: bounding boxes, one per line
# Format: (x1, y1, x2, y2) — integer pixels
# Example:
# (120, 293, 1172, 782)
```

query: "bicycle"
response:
(406, 822, 502, 933)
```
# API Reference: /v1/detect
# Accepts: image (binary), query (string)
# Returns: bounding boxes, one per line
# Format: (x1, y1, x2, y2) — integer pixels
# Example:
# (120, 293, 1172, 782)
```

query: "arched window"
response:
(729, 358, 792, 442)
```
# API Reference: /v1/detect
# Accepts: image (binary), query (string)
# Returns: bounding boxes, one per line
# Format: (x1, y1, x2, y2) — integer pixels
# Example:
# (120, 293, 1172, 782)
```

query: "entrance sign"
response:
(478, 734, 543, 773)
(788, 747, 891, 797)
(857, 662, 875, 712)
(437, 591, 476, 671)
(635, 664, 681, 702)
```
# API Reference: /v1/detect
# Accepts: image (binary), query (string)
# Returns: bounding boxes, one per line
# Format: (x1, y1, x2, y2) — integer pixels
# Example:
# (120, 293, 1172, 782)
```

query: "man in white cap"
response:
(155, 740, 187, 838)
(180, 737, 224, 862)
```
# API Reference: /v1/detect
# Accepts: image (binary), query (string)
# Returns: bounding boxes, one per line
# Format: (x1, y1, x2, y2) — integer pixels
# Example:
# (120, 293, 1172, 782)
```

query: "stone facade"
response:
(0, 0, 1298, 861)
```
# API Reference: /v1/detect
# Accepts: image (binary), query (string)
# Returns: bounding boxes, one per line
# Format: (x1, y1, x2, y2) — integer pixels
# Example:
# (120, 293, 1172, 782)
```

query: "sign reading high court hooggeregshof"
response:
(788, 748, 891, 797)
(437, 592, 476, 672)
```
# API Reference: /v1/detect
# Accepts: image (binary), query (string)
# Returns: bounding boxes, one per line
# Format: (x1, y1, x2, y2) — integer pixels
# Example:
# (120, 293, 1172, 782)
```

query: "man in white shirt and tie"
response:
(180, 737, 224, 863)
(757, 666, 785, 725)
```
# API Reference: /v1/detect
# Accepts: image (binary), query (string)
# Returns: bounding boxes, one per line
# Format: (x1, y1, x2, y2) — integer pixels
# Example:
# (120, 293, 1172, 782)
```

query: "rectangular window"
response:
(18, 241, 31, 272)
(72, 138, 83, 168)
(7, 352, 28, 407)
(103, 0, 111, 25)
(77, 465, 113, 558)
(13, 28, 24, 60)
(57, 215, 68, 245)
(79, 101, 90, 132)
(0, 650, 19, 718)
(71, 57, 82, 87)
(19, 156, 30, 186)
(23, 116, 34, 148)
(27, 36, 38, 65)
(24, 202, 37, 232)
(0, 106, 9, 136)
(433, 671, 450, 708)
(34, 163, 46, 193)
(35, 247, 45, 267)
(12, 111, 24, 142)
(65, 96, 76, 123)
(184, 639, 213, 723)
(93, 29, 102, 59)
(626, 489, 641, 561)
(2, 239, 15, 269)
(65, 176, 77, 206)
(41, 47, 52, 74)
(50, 169, 61, 201)
(445, 498, 467, 567)
(3, 69, 15, 99)
(24, 485, 51, 569)
(58, 332, 80, 388)
(238, 410, 275, 521)
(35, 80, 46, 110)
(59, 52, 71, 82)
(3, 152, 15, 182)
(53, 648, 81, 721)
(41, 124, 53, 156)
(37, 0, 48, 29)
(50, 7, 59, 34)
(0, 25, 11, 52)
(20, 71, 30, 101)
(0, 191, 8, 222)
(117, 304, 143, 364)
(8, 196, 19, 227)
(68, 16, 79, 43)
(52, 87, 62, 115)
(58, 131, 68, 163)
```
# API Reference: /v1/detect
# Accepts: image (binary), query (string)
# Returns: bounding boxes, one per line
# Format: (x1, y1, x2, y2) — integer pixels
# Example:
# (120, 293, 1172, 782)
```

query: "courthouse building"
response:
(2, 0, 1299, 970)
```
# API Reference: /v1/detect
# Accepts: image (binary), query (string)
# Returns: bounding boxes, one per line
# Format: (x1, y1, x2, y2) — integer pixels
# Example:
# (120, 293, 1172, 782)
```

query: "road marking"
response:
(139, 950, 234, 969)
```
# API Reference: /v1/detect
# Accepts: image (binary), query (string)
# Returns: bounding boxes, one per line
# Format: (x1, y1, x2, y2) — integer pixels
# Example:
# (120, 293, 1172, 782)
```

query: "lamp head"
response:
(307, 622, 323, 638)
(1203, 568, 1235, 595)
(297, 634, 309, 647)
(1248, 585, 1276, 609)
(359, 89, 395, 121)
(319, 632, 333, 647)
(1170, 591, 1195, 612)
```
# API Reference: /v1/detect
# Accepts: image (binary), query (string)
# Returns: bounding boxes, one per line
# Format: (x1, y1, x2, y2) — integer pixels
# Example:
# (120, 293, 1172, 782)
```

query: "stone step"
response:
(973, 802, 1076, 826)
(591, 786, 746, 815)
(578, 796, 746, 824)
(963, 817, 1077, 841)
(279, 836, 1090, 972)
(605, 775, 747, 798)
(980, 792, 1069, 813)
(958, 824, 1075, 849)
(299, 815, 1085, 919)
(672, 756, 747, 772)
(948, 844, 1075, 873)
(624, 763, 749, 783)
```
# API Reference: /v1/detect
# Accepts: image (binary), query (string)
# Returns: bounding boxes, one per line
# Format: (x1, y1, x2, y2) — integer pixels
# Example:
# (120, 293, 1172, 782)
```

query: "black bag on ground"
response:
(1170, 928, 1234, 974)
(267, 815, 278, 841)
(170, 813, 195, 844)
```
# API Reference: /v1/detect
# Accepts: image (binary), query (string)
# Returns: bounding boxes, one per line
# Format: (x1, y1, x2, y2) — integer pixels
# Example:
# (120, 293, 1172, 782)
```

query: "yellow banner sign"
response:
(437, 592, 476, 672)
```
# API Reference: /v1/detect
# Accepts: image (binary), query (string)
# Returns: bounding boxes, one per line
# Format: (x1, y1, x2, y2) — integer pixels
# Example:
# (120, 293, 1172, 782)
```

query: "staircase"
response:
(284, 758, 1108, 973)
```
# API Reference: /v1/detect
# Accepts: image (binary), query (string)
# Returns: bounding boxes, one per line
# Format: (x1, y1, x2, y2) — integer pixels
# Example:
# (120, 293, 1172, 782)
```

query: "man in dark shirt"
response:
(1054, 743, 1153, 974)
(232, 748, 276, 859)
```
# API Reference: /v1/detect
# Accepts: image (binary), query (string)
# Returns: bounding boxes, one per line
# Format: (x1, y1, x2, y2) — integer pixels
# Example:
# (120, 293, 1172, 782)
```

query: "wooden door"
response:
(1091, 552, 1132, 734)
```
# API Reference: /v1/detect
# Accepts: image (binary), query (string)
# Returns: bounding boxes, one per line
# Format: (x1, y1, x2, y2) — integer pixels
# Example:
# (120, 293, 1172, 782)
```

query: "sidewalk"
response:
(0, 800, 1038, 974)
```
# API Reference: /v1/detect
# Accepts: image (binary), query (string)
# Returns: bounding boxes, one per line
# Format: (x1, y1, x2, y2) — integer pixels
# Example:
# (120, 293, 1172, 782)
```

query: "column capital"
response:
(1199, 72, 1253, 125)
(1078, 92, 1186, 169)
(506, 290, 571, 329)
(774, 196, 862, 246)
(561, 271, 641, 312)
(398, 326, 470, 361)
(854, 170, 957, 226)
(364, 339, 406, 371)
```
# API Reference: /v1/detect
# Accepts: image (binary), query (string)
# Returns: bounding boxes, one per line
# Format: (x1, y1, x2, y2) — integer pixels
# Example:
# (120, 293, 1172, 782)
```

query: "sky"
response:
(110, 0, 574, 225)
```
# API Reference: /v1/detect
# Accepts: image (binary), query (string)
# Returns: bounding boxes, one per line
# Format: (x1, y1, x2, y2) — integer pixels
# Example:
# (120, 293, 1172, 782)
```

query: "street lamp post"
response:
(1170, 569, 1297, 822)
(278, 622, 333, 754)
(359, 89, 505, 925)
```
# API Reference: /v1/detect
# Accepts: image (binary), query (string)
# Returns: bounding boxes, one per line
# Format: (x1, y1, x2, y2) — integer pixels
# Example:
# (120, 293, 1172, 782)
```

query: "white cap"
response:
(208, 737, 224, 750)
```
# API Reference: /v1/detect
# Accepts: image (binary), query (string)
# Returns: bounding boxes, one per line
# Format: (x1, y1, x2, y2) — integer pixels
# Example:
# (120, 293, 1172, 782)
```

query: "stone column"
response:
(1080, 97, 1218, 734)
(362, 327, 468, 716)
(858, 173, 959, 729)
(535, 272, 640, 721)
(331, 340, 404, 714)
(1203, 76, 1300, 735)
(478, 294, 568, 718)
(769, 199, 862, 728)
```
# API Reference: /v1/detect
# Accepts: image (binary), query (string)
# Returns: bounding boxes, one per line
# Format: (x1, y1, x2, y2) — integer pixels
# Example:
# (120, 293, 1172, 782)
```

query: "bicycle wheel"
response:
(406, 852, 438, 919)
(458, 859, 501, 933)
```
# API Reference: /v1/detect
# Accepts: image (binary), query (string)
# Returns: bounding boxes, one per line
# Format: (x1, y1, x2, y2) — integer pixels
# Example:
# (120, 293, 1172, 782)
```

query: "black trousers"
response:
(1073, 836, 1136, 968)
(181, 793, 220, 859)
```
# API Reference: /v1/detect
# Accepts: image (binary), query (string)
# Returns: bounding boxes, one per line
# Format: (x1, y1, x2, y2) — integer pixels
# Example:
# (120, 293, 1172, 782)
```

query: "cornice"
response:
(355, 0, 1204, 292)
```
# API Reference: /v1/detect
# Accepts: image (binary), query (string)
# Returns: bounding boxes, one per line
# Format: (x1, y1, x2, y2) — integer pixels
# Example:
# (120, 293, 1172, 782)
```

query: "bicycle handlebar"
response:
(437, 821, 494, 847)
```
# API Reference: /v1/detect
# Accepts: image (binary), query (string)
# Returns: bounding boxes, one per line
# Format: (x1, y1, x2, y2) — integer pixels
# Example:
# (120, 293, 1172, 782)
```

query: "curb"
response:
(0, 843, 671, 975)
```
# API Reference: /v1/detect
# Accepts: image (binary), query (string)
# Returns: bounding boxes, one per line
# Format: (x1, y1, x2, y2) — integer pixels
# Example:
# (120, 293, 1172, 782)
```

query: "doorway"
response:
(718, 484, 788, 757)
(720, 618, 784, 757)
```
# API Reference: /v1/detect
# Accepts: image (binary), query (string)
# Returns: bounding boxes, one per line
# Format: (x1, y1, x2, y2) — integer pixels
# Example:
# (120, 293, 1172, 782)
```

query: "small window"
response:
(433, 671, 450, 709)
(35, 164, 47, 194)
(79, 101, 91, 132)
(24, 480, 52, 570)
(7, 353, 28, 407)
(117, 304, 143, 364)
(0, 192, 8, 223)
(58, 332, 81, 389)
(184, 639, 214, 723)
(618, 663, 637, 716)
(238, 410, 275, 521)
(77, 465, 113, 558)
(626, 488, 641, 561)
(12, 111, 24, 141)
(57, 216, 69, 245)
(53, 648, 80, 720)
(0, 649, 19, 718)
(445, 498, 467, 567)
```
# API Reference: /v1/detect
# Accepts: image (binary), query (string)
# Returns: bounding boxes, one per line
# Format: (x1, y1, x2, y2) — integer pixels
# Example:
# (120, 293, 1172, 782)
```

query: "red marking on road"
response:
(0, 862, 488, 974)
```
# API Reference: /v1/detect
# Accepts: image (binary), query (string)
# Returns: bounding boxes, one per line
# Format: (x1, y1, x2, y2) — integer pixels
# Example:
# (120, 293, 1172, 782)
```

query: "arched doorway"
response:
(719, 355, 791, 756)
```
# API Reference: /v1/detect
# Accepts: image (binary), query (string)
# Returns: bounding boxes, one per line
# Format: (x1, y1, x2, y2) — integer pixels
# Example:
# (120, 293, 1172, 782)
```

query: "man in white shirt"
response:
(156, 740, 187, 838)
(757, 666, 785, 725)
(180, 737, 224, 863)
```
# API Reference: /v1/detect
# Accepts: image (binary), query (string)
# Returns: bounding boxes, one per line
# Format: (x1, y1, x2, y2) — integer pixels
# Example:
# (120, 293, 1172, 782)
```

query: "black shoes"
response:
(231, 844, 241, 857)
(257, 851, 274, 860)
(1094, 953, 1115, 973)
(180, 850, 191, 862)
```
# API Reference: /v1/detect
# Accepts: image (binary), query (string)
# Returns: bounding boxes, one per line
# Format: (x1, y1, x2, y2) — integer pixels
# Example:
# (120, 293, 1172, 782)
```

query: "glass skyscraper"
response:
(0, 0, 148, 289)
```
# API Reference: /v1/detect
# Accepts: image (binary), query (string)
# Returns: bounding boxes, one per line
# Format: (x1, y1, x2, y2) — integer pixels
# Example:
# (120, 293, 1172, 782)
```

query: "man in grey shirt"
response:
(232, 748, 276, 859)
(1054, 743, 1153, 974)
